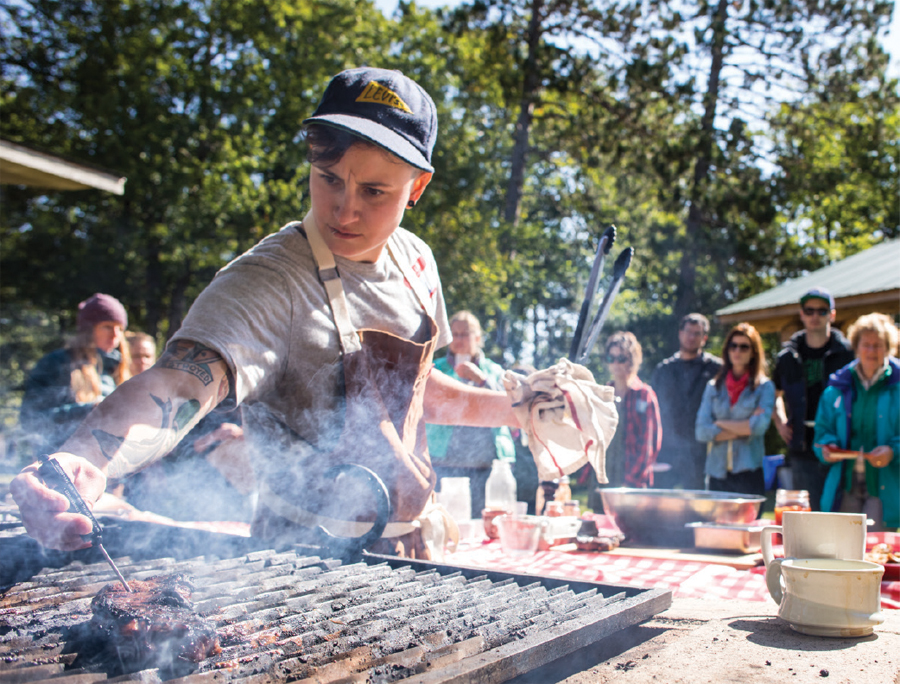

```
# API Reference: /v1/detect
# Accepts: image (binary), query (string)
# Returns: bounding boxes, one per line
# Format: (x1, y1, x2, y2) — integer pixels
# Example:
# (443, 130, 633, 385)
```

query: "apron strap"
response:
(385, 241, 433, 315)
(302, 212, 362, 355)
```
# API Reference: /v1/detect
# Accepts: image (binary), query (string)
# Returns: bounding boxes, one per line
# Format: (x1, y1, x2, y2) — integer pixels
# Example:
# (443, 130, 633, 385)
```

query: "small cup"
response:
(496, 514, 549, 558)
(761, 511, 866, 570)
(482, 508, 509, 539)
(767, 558, 884, 637)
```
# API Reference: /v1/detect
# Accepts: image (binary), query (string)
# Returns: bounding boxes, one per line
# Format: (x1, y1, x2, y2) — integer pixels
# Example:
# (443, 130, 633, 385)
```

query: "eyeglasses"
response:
(802, 307, 830, 317)
(606, 354, 629, 364)
(728, 342, 752, 352)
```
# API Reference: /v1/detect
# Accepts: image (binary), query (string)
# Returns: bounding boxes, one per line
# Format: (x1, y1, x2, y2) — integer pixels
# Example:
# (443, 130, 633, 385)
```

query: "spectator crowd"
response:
(16, 287, 900, 531)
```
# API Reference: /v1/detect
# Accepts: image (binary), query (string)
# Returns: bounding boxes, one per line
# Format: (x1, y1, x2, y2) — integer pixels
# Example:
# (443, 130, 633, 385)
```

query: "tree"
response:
(768, 48, 899, 266)
(619, 0, 896, 325)
(0, 0, 394, 338)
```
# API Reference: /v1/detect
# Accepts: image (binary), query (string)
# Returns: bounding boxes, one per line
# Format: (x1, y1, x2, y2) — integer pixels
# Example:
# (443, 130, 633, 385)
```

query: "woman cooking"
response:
(814, 313, 899, 530)
(11, 67, 519, 559)
(695, 322, 774, 495)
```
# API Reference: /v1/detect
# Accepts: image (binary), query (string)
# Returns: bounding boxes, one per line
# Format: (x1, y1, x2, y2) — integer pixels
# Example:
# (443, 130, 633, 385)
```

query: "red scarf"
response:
(725, 370, 750, 406)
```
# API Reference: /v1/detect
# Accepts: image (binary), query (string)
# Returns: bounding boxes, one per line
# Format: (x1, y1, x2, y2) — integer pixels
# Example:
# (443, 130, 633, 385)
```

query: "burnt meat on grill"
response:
(90, 573, 221, 667)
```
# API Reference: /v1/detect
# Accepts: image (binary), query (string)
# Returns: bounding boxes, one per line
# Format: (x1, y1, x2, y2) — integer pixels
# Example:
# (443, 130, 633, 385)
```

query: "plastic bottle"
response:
(485, 460, 517, 512)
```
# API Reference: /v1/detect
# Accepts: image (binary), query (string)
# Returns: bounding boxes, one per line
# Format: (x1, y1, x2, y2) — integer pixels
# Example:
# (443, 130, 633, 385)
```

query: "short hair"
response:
(305, 123, 400, 168)
(680, 313, 710, 335)
(126, 331, 156, 348)
(605, 331, 643, 373)
(449, 310, 484, 346)
(846, 313, 899, 356)
(715, 322, 767, 389)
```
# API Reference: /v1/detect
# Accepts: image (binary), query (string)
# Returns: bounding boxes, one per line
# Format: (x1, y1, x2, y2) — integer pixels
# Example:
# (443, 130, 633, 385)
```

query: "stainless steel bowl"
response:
(599, 488, 766, 547)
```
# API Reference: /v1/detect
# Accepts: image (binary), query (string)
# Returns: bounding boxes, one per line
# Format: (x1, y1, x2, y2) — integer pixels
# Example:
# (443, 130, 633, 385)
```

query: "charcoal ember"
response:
(90, 574, 221, 669)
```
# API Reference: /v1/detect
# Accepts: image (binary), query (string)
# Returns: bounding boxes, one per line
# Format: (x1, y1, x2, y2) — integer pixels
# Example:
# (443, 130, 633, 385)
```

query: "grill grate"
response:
(1, 523, 670, 683)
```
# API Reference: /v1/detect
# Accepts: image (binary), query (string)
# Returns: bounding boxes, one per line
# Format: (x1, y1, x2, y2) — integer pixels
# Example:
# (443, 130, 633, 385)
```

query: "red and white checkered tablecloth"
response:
(448, 521, 900, 609)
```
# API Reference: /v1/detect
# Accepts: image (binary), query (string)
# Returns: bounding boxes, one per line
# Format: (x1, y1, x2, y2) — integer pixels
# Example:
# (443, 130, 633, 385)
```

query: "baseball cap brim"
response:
(303, 114, 434, 173)
(800, 294, 832, 307)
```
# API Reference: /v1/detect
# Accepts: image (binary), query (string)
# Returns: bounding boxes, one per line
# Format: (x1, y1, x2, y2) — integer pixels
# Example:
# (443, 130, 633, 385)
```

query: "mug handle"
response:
(760, 524, 782, 568)
(765, 558, 785, 604)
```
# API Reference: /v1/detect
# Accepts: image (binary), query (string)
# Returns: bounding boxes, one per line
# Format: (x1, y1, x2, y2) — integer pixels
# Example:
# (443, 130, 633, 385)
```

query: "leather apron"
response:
(253, 214, 440, 558)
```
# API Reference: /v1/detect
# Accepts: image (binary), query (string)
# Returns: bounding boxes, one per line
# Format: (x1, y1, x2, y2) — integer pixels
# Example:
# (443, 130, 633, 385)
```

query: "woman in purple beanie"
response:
(19, 293, 132, 454)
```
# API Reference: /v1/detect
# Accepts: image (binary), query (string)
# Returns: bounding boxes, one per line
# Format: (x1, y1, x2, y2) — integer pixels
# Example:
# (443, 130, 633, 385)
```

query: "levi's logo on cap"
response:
(356, 81, 412, 113)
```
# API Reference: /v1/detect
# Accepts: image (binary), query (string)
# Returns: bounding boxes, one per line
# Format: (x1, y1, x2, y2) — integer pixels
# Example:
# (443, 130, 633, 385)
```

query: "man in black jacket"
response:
(773, 287, 854, 510)
(651, 313, 723, 490)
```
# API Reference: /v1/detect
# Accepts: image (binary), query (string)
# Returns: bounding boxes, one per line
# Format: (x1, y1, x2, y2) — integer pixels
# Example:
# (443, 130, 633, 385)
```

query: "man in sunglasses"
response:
(773, 287, 854, 510)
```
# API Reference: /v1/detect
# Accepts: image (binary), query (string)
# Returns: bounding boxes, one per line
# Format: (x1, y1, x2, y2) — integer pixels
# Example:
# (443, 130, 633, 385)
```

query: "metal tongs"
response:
(569, 225, 634, 364)
(37, 454, 132, 592)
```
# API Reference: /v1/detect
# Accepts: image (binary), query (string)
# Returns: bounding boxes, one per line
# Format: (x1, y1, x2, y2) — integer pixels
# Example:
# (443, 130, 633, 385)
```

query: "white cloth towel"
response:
(503, 358, 618, 482)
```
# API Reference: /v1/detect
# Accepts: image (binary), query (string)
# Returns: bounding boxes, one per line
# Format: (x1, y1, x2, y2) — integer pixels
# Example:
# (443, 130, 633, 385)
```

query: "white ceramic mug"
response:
(766, 558, 884, 637)
(761, 511, 866, 569)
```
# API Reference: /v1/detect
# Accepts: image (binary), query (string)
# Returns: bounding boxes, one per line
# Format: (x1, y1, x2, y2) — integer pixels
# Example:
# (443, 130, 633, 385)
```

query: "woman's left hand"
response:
(455, 361, 487, 387)
(865, 445, 894, 469)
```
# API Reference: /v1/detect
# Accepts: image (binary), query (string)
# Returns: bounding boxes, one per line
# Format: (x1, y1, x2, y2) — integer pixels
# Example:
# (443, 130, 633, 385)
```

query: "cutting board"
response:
(605, 545, 763, 569)
(550, 543, 763, 569)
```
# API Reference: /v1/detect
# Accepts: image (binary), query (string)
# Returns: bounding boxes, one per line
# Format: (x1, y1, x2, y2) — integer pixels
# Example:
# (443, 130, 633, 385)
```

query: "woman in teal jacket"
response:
(696, 323, 775, 495)
(426, 311, 515, 516)
(813, 313, 899, 530)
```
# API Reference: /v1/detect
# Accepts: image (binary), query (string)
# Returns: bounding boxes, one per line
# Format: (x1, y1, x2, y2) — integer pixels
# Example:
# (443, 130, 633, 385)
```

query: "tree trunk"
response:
(503, 0, 545, 227)
(673, 0, 728, 324)
(166, 266, 193, 341)
(144, 238, 163, 338)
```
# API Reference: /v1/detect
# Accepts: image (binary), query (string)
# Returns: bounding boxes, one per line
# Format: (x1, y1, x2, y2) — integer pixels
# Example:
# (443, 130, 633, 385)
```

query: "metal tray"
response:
(686, 521, 765, 554)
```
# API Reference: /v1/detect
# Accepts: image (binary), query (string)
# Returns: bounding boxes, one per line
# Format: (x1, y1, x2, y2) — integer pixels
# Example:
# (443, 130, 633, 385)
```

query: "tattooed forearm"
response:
(94, 394, 204, 478)
(158, 340, 228, 387)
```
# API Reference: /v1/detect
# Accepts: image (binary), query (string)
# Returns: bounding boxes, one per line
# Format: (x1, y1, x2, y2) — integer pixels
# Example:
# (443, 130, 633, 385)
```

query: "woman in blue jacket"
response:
(696, 322, 775, 495)
(813, 313, 899, 530)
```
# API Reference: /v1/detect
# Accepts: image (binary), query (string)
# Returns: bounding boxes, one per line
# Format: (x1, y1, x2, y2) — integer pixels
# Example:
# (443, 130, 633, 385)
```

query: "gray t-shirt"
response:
(171, 222, 451, 449)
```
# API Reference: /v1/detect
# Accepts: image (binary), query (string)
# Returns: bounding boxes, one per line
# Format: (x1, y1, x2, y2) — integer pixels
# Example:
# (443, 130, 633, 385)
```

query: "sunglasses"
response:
(606, 354, 630, 364)
(728, 342, 752, 352)
(802, 307, 830, 317)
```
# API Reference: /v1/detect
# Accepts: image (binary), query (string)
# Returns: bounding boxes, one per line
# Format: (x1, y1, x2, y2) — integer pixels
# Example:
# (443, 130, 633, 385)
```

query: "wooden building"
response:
(716, 240, 900, 343)
(0, 138, 125, 195)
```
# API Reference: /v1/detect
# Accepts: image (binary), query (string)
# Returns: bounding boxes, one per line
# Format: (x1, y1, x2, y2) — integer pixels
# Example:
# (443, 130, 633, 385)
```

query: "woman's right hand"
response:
(9, 453, 107, 551)
(819, 444, 842, 463)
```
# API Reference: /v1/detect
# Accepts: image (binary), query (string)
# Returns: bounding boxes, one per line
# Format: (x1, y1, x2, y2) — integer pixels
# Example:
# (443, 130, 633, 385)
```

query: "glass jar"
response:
(563, 500, 581, 518)
(544, 501, 564, 517)
(774, 489, 810, 525)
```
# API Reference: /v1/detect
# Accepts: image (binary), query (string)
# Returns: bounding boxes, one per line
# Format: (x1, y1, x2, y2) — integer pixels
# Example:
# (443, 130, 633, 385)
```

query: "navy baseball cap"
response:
(800, 286, 835, 309)
(303, 67, 437, 172)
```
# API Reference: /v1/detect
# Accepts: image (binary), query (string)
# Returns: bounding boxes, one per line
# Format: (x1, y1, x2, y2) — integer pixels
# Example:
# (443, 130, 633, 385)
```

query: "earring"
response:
(407, 199, 417, 209)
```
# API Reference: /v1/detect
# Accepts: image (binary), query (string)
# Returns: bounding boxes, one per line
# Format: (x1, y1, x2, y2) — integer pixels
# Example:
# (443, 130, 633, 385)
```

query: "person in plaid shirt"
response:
(588, 331, 662, 512)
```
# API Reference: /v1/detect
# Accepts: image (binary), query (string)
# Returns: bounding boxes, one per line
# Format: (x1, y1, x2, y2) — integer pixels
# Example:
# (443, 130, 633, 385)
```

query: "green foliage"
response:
(769, 76, 900, 266)
(0, 0, 896, 458)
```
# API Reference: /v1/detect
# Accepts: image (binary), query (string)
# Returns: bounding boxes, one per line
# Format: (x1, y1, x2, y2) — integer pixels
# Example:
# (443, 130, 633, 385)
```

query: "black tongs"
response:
(569, 224, 635, 364)
(37, 454, 132, 592)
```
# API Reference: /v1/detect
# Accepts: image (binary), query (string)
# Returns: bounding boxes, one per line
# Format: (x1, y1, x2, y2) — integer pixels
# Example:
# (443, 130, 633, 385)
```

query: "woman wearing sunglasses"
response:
(695, 323, 775, 495)
(588, 332, 662, 512)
